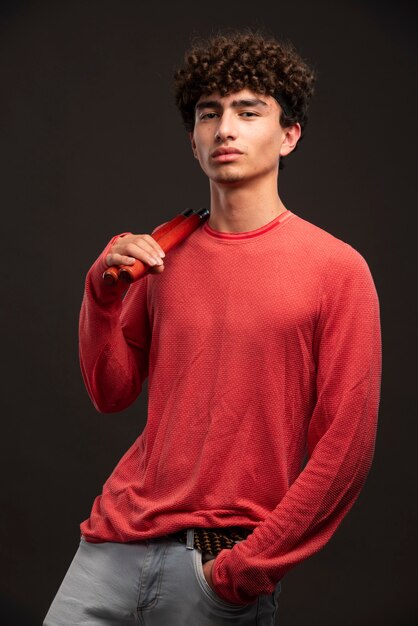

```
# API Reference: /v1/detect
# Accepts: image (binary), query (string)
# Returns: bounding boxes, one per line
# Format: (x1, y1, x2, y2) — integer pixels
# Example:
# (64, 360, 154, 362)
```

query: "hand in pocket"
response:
(202, 558, 216, 591)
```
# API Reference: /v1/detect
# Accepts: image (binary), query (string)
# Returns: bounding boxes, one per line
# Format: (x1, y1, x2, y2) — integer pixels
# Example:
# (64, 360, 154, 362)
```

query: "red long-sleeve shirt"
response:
(79, 209, 382, 605)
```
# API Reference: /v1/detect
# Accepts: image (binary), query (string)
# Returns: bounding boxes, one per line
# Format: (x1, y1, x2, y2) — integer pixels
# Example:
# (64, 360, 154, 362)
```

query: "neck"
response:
(208, 176, 287, 233)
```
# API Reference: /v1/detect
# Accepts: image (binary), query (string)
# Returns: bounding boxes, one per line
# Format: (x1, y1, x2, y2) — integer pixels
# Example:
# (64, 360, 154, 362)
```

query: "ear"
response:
(279, 123, 302, 158)
(189, 132, 199, 159)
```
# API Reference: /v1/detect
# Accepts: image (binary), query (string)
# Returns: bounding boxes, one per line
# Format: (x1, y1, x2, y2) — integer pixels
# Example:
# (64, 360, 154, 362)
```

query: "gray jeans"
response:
(43, 530, 281, 625)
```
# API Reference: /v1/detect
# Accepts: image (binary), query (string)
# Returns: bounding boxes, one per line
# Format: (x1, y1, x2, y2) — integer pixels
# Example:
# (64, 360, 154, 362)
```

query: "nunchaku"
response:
(102, 207, 210, 285)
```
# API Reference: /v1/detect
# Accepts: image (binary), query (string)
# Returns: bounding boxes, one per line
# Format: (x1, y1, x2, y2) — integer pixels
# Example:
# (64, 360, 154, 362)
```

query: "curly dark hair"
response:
(174, 29, 316, 168)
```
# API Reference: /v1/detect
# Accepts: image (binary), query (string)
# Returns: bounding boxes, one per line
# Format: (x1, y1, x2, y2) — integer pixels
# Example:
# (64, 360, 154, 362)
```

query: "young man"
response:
(44, 31, 382, 625)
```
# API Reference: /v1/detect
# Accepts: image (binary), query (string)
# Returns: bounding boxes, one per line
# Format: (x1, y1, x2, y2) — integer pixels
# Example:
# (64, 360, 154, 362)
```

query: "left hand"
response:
(202, 558, 216, 591)
(202, 558, 247, 607)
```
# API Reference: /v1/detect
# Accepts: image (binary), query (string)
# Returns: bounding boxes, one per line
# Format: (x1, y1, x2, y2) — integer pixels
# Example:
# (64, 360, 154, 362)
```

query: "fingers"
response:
(106, 234, 166, 268)
(124, 240, 165, 267)
(105, 252, 137, 268)
(141, 234, 166, 258)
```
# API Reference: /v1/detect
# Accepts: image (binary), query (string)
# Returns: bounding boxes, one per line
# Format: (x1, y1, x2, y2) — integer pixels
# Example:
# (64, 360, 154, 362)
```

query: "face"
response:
(190, 88, 301, 186)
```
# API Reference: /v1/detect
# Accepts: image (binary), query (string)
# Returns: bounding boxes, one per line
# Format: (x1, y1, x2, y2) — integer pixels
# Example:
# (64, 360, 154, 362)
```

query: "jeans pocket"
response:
(191, 549, 250, 611)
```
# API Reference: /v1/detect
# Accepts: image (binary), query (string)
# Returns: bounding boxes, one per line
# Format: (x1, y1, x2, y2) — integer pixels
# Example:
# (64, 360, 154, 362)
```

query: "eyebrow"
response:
(195, 98, 269, 111)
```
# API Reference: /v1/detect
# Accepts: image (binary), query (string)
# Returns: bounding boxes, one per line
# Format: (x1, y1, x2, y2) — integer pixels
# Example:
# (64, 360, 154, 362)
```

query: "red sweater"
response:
(79, 209, 382, 605)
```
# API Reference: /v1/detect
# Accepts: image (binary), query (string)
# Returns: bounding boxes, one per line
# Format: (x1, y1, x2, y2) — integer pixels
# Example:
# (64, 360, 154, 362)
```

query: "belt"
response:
(170, 527, 252, 556)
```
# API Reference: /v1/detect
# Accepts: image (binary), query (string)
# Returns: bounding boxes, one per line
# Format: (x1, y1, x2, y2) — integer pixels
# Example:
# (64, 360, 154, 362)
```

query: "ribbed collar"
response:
(203, 209, 294, 241)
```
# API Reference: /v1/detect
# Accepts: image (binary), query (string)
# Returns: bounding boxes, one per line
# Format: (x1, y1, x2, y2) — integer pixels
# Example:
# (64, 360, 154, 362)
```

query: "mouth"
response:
(211, 148, 243, 163)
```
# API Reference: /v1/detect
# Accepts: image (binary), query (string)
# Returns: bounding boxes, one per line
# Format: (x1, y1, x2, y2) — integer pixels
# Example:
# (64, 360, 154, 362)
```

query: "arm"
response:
(79, 232, 164, 413)
(212, 245, 382, 605)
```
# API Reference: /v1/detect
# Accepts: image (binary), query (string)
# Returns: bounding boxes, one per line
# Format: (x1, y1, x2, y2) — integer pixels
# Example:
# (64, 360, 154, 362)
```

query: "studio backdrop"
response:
(1, 1, 417, 625)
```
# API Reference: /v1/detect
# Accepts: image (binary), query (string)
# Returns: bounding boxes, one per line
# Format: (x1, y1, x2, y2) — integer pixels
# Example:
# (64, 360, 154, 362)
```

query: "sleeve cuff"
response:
(85, 232, 132, 305)
(211, 549, 258, 606)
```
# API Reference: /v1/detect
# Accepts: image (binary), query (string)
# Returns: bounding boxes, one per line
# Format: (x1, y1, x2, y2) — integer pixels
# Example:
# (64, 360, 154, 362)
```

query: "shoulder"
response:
(288, 212, 372, 278)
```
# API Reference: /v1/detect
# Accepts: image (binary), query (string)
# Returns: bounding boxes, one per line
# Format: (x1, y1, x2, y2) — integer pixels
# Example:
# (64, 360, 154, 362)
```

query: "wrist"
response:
(202, 558, 216, 591)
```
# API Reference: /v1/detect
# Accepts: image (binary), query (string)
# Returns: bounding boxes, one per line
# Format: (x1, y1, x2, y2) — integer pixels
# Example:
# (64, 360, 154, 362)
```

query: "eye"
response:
(240, 111, 258, 118)
(200, 112, 219, 120)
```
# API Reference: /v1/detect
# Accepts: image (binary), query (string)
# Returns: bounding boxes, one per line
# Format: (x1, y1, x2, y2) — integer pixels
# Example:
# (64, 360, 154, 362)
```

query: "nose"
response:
(215, 111, 238, 142)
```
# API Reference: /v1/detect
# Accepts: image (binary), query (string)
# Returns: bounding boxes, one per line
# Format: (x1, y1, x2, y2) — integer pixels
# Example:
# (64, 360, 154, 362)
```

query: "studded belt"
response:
(170, 526, 252, 556)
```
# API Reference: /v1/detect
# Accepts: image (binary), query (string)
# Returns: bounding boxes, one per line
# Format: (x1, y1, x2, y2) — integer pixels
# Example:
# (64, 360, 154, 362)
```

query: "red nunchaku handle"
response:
(102, 209, 208, 285)
(103, 211, 188, 286)
(118, 212, 205, 284)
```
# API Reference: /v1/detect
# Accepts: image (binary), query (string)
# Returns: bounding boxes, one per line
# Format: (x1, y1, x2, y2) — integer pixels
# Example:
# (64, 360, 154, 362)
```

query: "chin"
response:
(211, 170, 246, 184)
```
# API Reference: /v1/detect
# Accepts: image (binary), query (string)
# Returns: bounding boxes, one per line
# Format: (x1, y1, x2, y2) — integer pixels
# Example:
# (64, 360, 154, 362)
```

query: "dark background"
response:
(1, 1, 417, 624)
